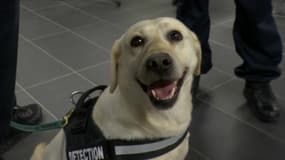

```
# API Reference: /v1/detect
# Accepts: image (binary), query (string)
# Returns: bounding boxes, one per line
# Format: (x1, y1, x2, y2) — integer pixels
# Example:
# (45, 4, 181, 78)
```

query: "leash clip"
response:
(62, 108, 75, 127)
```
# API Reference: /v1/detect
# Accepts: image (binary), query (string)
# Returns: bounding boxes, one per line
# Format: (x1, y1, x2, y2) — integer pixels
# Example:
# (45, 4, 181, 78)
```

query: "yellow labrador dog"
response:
(31, 17, 201, 160)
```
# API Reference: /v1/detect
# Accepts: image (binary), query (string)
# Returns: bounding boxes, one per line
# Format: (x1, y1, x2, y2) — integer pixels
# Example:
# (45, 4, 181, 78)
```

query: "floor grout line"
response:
(60, 1, 126, 30)
(274, 14, 285, 19)
(212, 66, 234, 78)
(211, 18, 234, 28)
(76, 60, 110, 72)
(62, 1, 182, 30)
(20, 3, 65, 12)
(21, 60, 109, 91)
(16, 82, 59, 120)
(209, 39, 234, 50)
(24, 72, 75, 90)
(188, 145, 211, 160)
(30, 30, 68, 41)
(210, 76, 237, 90)
(196, 76, 236, 97)
(20, 34, 97, 87)
(20, 5, 110, 53)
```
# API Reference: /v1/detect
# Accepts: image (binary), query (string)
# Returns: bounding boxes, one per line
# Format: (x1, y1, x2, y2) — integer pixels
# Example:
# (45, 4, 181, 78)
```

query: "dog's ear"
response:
(190, 31, 202, 76)
(110, 39, 122, 93)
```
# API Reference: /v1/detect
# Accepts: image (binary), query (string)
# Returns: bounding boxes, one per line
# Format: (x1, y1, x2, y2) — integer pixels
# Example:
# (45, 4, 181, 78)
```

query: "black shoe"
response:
(12, 103, 42, 125)
(191, 75, 200, 98)
(243, 81, 280, 123)
(0, 104, 42, 154)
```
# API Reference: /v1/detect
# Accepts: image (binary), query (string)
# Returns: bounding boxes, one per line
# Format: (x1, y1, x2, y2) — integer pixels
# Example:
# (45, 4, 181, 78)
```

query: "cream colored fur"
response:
(31, 17, 201, 160)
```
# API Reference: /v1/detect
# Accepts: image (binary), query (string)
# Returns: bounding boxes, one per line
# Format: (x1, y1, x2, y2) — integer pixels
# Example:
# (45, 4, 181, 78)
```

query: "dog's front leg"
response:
(31, 130, 67, 160)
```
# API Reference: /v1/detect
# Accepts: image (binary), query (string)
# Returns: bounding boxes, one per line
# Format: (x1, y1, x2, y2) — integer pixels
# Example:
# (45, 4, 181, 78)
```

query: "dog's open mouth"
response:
(137, 70, 187, 109)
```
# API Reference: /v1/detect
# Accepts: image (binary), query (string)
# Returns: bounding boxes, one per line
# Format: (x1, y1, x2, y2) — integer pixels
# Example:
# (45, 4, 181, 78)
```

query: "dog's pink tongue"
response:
(148, 81, 177, 99)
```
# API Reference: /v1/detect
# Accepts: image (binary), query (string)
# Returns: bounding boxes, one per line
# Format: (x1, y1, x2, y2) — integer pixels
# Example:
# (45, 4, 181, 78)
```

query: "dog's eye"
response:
(130, 36, 145, 47)
(168, 30, 183, 42)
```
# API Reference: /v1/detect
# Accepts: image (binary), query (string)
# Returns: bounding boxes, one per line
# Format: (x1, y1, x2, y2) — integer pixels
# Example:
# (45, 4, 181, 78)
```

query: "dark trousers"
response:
(0, 0, 19, 141)
(177, 0, 283, 81)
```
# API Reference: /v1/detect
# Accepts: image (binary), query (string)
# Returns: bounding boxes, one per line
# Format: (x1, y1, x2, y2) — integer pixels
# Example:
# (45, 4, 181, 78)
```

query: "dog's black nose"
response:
(146, 53, 173, 73)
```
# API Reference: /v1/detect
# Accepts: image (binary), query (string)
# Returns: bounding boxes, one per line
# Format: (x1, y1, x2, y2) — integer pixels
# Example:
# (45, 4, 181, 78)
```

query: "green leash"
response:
(10, 108, 74, 132)
(9, 85, 107, 132)
(10, 120, 64, 132)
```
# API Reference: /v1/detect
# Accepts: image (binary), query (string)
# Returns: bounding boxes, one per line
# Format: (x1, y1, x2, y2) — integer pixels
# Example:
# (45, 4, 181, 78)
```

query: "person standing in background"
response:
(0, 0, 42, 157)
(176, 0, 283, 123)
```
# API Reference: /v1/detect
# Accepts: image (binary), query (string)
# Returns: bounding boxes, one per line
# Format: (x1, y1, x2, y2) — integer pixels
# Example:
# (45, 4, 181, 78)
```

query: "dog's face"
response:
(110, 17, 201, 110)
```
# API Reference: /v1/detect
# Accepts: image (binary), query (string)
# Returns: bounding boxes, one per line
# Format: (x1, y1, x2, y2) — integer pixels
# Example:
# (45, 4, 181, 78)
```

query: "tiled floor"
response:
(3, 0, 285, 159)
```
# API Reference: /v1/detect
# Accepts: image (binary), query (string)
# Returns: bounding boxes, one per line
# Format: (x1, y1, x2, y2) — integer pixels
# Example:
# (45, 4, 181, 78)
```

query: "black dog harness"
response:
(64, 85, 189, 160)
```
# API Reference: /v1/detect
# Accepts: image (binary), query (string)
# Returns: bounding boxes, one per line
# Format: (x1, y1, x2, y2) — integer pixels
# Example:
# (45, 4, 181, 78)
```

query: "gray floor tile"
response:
(150, 7, 176, 18)
(197, 79, 246, 113)
(3, 130, 57, 160)
(209, 0, 235, 24)
(210, 24, 235, 48)
(21, 0, 63, 10)
(65, 0, 164, 11)
(79, 62, 110, 85)
(75, 1, 173, 28)
(27, 74, 94, 118)
(281, 58, 285, 71)
(189, 100, 285, 160)
(64, 0, 127, 16)
(37, 4, 100, 28)
(210, 42, 242, 75)
(274, 16, 285, 51)
(17, 39, 71, 88)
(106, 3, 173, 28)
(276, 16, 285, 27)
(199, 68, 233, 92)
(276, 22, 285, 44)
(20, 8, 66, 40)
(186, 146, 209, 160)
(72, 21, 124, 50)
(33, 32, 108, 70)
(15, 84, 22, 92)
(197, 79, 285, 144)
(273, 76, 285, 98)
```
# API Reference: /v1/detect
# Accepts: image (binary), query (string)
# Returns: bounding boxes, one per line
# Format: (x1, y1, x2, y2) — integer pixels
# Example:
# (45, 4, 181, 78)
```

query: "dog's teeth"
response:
(170, 87, 176, 97)
(151, 90, 158, 98)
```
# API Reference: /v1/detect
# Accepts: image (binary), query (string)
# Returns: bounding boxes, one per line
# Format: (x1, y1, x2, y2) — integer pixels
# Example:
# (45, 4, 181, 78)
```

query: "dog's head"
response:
(109, 17, 201, 110)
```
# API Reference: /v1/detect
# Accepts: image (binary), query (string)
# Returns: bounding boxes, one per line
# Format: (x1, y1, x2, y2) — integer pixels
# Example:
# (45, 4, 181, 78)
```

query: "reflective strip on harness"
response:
(114, 132, 186, 156)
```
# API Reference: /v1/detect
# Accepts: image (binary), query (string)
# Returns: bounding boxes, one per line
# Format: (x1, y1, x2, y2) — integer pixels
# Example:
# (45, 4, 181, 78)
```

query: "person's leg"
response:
(233, 0, 282, 81)
(233, 0, 283, 122)
(0, 0, 42, 155)
(176, 0, 212, 74)
(0, 0, 20, 143)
